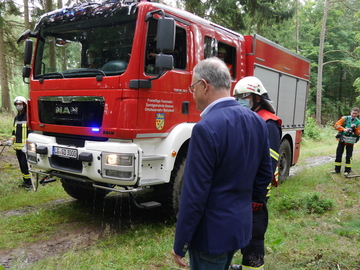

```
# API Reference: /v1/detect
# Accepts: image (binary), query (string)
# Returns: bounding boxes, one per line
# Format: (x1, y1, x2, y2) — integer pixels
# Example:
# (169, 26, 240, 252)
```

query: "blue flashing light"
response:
(92, 128, 100, 132)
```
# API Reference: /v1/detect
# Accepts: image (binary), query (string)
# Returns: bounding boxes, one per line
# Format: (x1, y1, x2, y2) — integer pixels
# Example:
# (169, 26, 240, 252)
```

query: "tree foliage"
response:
(181, 0, 295, 34)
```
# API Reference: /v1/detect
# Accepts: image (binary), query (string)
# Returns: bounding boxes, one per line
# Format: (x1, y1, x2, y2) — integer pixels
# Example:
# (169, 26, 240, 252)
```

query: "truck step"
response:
(129, 193, 161, 209)
(40, 178, 57, 186)
(139, 201, 162, 209)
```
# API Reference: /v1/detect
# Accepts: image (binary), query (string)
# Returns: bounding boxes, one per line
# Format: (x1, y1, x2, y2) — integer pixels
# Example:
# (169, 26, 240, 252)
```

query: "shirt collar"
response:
(200, 97, 235, 118)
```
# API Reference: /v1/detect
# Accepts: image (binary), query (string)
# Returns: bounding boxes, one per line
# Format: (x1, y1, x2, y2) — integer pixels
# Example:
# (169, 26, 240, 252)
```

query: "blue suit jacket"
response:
(174, 99, 272, 257)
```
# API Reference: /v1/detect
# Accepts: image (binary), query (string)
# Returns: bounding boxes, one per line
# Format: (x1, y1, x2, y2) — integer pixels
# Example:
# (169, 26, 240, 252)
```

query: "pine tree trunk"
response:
(0, 24, 11, 112)
(316, 0, 330, 126)
(24, 0, 30, 29)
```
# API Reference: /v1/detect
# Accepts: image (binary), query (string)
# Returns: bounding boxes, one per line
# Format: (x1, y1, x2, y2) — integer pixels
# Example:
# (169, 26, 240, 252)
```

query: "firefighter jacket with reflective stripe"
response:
(11, 111, 32, 150)
(257, 109, 282, 188)
(334, 115, 360, 145)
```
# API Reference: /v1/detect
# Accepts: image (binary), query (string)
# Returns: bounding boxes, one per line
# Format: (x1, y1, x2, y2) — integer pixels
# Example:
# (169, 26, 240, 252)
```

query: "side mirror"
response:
(22, 66, 31, 84)
(156, 53, 173, 70)
(23, 66, 31, 78)
(156, 17, 175, 53)
(144, 10, 175, 81)
(24, 39, 33, 66)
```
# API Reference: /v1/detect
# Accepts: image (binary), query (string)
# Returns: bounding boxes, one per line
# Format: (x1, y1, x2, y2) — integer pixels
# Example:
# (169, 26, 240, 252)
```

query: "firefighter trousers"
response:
(335, 141, 353, 173)
(16, 150, 31, 184)
(241, 203, 268, 268)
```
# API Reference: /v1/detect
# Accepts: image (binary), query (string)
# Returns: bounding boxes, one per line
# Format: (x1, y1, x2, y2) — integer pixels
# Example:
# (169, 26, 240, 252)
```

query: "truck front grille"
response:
(38, 96, 104, 127)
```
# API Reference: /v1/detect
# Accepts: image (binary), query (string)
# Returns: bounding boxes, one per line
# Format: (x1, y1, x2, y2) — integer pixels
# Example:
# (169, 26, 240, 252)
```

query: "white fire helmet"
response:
(234, 76, 275, 113)
(14, 96, 27, 105)
(234, 76, 267, 97)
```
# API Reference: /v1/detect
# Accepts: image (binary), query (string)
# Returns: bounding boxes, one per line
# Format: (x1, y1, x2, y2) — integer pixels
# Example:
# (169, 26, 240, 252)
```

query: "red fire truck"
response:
(18, 0, 310, 214)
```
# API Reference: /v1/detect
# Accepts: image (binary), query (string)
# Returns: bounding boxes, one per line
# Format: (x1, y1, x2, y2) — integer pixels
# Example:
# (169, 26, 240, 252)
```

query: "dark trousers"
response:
(189, 249, 236, 270)
(16, 150, 31, 183)
(335, 142, 353, 173)
(241, 204, 268, 267)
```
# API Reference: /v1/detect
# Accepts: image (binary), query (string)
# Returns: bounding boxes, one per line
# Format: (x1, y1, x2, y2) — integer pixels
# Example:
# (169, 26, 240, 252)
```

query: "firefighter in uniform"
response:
(333, 107, 360, 175)
(3, 96, 33, 188)
(231, 76, 282, 270)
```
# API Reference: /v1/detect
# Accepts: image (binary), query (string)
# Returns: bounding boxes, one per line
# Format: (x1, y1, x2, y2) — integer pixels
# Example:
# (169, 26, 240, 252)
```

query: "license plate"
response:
(53, 146, 78, 159)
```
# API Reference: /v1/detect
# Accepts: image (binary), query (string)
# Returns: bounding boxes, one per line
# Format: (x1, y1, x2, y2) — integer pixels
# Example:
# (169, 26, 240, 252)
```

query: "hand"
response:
(147, 52, 157, 60)
(4, 140, 13, 146)
(21, 146, 27, 153)
(252, 202, 264, 211)
(344, 128, 350, 133)
(172, 249, 187, 268)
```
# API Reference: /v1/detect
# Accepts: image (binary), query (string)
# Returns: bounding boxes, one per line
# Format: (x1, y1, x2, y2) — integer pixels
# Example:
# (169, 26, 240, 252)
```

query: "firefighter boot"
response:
(332, 164, 341, 174)
(19, 175, 32, 189)
(19, 181, 32, 189)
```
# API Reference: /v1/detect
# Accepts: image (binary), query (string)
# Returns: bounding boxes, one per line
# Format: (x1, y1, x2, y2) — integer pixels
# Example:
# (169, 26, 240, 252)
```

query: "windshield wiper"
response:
(39, 72, 65, 79)
(37, 69, 107, 83)
(66, 69, 106, 76)
(37, 72, 65, 83)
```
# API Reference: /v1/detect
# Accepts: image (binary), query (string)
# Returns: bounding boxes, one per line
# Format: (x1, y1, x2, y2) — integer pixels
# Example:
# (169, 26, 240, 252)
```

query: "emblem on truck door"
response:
(156, 113, 165, 130)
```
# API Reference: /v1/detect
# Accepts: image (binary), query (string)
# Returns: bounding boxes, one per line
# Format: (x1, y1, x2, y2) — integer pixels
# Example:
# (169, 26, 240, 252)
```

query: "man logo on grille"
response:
(55, 106, 79, 114)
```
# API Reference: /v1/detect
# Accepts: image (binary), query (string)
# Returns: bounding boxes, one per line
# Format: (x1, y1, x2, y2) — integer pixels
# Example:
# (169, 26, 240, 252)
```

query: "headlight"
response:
(102, 153, 135, 180)
(27, 142, 36, 153)
(26, 142, 37, 164)
(105, 154, 133, 166)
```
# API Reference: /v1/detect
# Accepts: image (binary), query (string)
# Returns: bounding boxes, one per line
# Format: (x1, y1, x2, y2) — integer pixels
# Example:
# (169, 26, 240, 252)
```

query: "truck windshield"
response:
(33, 2, 137, 79)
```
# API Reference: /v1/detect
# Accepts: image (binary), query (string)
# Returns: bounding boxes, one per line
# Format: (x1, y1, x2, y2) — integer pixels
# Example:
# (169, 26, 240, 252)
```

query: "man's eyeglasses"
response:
(188, 80, 202, 94)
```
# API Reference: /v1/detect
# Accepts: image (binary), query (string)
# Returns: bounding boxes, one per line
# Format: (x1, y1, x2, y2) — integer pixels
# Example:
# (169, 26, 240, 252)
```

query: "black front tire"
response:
(61, 179, 108, 202)
(153, 150, 187, 217)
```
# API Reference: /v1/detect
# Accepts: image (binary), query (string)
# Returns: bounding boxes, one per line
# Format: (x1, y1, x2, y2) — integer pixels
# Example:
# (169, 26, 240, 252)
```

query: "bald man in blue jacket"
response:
(172, 57, 273, 270)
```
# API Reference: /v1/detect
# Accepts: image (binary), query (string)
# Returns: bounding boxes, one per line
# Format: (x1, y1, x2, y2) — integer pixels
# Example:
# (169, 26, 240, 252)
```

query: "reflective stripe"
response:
(266, 182, 272, 197)
(242, 265, 264, 270)
(345, 158, 352, 167)
(22, 124, 27, 142)
(13, 121, 28, 150)
(270, 148, 279, 161)
(14, 121, 27, 125)
(22, 173, 31, 180)
(335, 162, 342, 166)
(273, 166, 279, 187)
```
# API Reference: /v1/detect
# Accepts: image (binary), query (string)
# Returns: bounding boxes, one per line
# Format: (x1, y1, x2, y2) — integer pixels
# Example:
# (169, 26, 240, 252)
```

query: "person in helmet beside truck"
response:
(2, 96, 33, 189)
(86, 45, 103, 68)
(333, 107, 360, 175)
(231, 76, 282, 270)
(217, 47, 233, 77)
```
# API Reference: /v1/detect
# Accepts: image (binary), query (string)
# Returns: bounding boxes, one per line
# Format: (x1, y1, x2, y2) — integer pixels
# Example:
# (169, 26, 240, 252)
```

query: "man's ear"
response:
(202, 79, 209, 93)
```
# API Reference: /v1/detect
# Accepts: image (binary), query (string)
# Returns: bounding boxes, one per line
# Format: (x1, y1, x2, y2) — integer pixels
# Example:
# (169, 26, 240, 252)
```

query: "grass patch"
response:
(0, 112, 14, 136)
